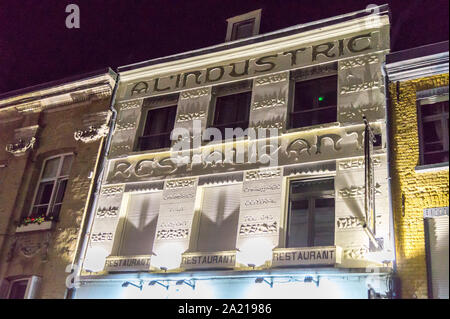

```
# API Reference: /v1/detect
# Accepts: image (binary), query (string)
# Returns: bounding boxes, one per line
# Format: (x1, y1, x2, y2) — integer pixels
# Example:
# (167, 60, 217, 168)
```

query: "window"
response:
(118, 192, 161, 256)
(195, 184, 241, 252)
(138, 105, 177, 151)
(209, 81, 251, 140)
(5, 276, 41, 299)
(30, 154, 73, 219)
(225, 9, 261, 42)
(287, 178, 335, 248)
(424, 212, 449, 299)
(418, 95, 449, 165)
(289, 75, 338, 129)
(231, 19, 255, 40)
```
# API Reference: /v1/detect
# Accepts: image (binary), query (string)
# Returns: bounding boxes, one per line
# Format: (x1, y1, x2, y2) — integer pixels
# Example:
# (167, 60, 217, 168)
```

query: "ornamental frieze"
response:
(180, 88, 209, 99)
(115, 120, 137, 131)
(91, 232, 114, 242)
(118, 100, 142, 110)
(165, 178, 196, 189)
(8, 232, 51, 261)
(177, 111, 206, 122)
(339, 102, 383, 122)
(6, 137, 36, 156)
(245, 168, 281, 181)
(343, 247, 369, 260)
(254, 73, 288, 86)
(339, 55, 379, 70)
(96, 207, 119, 218)
(340, 80, 381, 94)
(106, 126, 371, 184)
(156, 228, 189, 240)
(239, 221, 278, 235)
(338, 183, 381, 198)
(251, 90, 286, 110)
(336, 216, 363, 229)
(74, 124, 109, 143)
(338, 156, 382, 170)
(100, 185, 124, 196)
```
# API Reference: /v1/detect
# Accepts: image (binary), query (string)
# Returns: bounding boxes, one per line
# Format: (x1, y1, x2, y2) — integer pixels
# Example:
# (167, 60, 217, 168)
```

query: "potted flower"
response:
(16, 215, 54, 233)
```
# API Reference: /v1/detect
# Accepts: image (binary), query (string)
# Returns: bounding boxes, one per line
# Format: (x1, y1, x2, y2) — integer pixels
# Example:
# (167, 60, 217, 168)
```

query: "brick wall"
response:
(388, 73, 449, 298)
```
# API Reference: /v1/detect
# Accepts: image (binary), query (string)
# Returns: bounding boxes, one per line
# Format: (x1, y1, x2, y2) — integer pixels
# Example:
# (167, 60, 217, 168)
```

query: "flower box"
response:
(16, 221, 53, 233)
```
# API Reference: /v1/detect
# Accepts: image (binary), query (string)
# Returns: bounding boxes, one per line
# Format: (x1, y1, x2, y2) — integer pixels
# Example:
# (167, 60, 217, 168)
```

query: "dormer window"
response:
(225, 9, 261, 42)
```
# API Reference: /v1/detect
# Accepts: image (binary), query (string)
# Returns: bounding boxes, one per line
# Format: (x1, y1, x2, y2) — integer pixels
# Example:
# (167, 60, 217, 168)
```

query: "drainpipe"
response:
(382, 63, 398, 298)
(65, 71, 120, 299)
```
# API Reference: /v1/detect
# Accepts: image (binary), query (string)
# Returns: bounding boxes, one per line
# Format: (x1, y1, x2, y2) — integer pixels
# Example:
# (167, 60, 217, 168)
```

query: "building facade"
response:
(0, 69, 116, 298)
(386, 42, 449, 299)
(73, 6, 397, 299)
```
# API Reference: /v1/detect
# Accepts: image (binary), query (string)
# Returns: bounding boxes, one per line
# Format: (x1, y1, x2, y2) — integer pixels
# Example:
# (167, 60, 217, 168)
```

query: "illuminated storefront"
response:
(72, 5, 396, 299)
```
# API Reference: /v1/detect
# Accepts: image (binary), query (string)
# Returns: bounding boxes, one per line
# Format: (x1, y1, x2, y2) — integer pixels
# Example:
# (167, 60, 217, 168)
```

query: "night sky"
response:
(0, 0, 448, 94)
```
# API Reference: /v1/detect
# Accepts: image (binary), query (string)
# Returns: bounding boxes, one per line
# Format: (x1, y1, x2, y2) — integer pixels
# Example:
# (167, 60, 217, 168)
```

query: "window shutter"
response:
(197, 184, 241, 252)
(428, 215, 449, 299)
(119, 192, 161, 256)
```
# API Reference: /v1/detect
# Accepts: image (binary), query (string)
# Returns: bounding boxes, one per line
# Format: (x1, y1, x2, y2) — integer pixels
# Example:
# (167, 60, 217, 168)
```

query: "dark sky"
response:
(0, 0, 448, 94)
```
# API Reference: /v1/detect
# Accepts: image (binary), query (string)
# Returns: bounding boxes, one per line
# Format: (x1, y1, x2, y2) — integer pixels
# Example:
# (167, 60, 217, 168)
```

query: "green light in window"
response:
(318, 96, 324, 101)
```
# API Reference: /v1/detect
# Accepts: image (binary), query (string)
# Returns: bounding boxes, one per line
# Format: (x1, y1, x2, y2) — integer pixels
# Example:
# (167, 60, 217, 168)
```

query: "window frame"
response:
(417, 94, 449, 166)
(225, 9, 261, 42)
(288, 72, 338, 131)
(207, 81, 252, 143)
(284, 177, 336, 249)
(6, 276, 41, 299)
(28, 153, 74, 219)
(136, 101, 178, 152)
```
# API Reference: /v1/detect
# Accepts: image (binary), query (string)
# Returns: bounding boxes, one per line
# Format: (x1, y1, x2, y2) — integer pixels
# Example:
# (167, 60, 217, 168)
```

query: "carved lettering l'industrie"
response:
(126, 32, 379, 99)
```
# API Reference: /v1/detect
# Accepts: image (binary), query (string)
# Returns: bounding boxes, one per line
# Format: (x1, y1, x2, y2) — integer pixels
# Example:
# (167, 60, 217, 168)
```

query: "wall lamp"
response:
(149, 280, 169, 290)
(304, 276, 320, 287)
(122, 280, 143, 291)
(176, 279, 196, 290)
(255, 277, 273, 288)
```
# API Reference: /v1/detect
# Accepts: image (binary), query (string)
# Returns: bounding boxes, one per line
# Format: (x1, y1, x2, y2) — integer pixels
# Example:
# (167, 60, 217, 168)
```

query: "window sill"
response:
(415, 162, 449, 173)
(15, 221, 53, 233)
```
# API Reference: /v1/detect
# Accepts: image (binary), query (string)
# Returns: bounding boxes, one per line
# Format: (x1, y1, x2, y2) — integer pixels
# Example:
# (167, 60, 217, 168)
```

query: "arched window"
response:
(29, 153, 74, 219)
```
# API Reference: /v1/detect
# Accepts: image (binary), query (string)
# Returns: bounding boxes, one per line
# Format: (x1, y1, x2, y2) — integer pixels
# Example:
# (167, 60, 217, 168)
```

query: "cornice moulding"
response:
(386, 52, 449, 82)
(118, 16, 390, 82)
(0, 74, 115, 113)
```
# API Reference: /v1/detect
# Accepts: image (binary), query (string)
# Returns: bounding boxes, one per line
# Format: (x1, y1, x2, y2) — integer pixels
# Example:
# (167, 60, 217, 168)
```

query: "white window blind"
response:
(119, 192, 161, 256)
(196, 184, 241, 252)
(427, 215, 449, 299)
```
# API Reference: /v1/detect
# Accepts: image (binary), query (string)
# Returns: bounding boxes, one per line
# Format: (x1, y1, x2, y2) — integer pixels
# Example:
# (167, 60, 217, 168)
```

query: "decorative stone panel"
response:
(151, 177, 199, 269)
(249, 71, 289, 132)
(109, 99, 143, 158)
(74, 111, 111, 143)
(338, 53, 387, 125)
(5, 125, 39, 157)
(237, 167, 284, 250)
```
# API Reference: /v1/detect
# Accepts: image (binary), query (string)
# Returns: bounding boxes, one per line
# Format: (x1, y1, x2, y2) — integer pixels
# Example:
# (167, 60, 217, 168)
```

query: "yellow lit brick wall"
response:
(389, 73, 449, 299)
